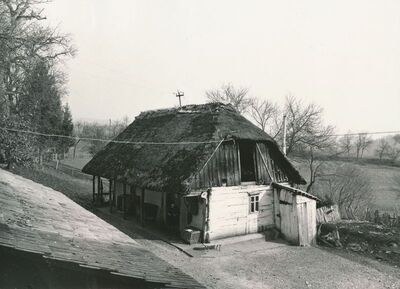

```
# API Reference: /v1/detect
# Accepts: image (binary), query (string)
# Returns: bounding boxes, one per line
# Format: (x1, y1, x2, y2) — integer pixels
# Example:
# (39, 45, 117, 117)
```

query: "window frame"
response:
(249, 194, 260, 213)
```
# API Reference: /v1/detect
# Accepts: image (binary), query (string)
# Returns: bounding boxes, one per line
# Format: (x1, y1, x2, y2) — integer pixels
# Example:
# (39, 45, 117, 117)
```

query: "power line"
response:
(330, 130, 400, 137)
(0, 127, 223, 145)
(1, 127, 400, 145)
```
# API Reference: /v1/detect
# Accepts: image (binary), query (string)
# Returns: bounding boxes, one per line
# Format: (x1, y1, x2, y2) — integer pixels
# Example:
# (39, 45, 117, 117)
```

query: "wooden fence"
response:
(316, 204, 400, 229)
(44, 161, 92, 181)
(316, 205, 341, 224)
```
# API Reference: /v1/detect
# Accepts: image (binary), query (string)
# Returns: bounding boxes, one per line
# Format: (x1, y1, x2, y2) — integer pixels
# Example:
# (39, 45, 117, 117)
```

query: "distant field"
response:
(293, 159, 400, 213)
(61, 158, 91, 170)
(360, 164, 400, 212)
(12, 166, 93, 209)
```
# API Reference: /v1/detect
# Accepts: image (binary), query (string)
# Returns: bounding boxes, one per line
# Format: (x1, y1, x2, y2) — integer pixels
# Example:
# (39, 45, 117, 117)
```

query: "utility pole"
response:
(176, 90, 184, 108)
(283, 115, 287, 156)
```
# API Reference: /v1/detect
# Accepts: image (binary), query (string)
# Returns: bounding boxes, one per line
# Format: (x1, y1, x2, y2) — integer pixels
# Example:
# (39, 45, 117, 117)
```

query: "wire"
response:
(0, 127, 223, 145)
(1, 127, 400, 145)
(330, 130, 400, 137)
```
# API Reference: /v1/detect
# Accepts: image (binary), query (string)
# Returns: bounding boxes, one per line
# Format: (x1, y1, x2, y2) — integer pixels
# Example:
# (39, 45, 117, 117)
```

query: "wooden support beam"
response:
(109, 179, 113, 213)
(92, 176, 96, 203)
(256, 143, 275, 183)
(123, 183, 127, 220)
(141, 189, 145, 227)
(97, 176, 101, 205)
(113, 180, 116, 212)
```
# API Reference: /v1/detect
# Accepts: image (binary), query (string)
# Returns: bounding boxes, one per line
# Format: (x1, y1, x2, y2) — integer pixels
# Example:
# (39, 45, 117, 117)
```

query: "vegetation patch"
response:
(330, 220, 400, 266)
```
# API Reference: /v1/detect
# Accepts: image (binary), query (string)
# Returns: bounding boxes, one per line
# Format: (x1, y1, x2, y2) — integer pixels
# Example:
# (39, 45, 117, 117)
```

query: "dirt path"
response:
(98, 210, 400, 289)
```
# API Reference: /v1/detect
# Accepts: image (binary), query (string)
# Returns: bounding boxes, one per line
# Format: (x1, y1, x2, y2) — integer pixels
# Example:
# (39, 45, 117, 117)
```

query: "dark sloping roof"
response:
(272, 182, 320, 201)
(0, 169, 205, 289)
(82, 103, 306, 191)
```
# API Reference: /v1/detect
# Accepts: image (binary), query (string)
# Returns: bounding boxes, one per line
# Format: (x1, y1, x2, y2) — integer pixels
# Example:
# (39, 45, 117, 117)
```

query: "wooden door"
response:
(297, 202, 308, 246)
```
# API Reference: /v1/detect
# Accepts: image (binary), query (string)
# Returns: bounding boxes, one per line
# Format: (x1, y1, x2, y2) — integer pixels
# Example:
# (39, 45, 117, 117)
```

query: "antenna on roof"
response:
(175, 90, 184, 108)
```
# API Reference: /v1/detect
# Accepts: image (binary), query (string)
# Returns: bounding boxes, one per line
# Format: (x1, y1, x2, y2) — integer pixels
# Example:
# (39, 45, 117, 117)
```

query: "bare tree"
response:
(249, 98, 278, 132)
(280, 95, 335, 156)
(387, 145, 400, 163)
(375, 138, 390, 160)
(322, 165, 374, 219)
(264, 96, 336, 193)
(393, 134, 400, 145)
(206, 83, 251, 114)
(0, 0, 75, 166)
(305, 147, 325, 193)
(355, 133, 372, 159)
(0, 0, 75, 114)
(338, 133, 354, 157)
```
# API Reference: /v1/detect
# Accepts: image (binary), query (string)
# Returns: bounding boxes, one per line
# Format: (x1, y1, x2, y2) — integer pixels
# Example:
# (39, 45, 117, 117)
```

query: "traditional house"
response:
(82, 103, 319, 245)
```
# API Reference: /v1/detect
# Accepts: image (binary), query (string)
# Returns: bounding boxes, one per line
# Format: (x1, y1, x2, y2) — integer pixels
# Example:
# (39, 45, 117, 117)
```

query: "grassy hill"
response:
(293, 158, 400, 214)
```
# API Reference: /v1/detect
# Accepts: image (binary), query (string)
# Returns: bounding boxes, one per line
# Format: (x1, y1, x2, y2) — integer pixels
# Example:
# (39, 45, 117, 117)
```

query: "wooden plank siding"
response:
(207, 186, 274, 240)
(191, 141, 289, 190)
(276, 188, 317, 246)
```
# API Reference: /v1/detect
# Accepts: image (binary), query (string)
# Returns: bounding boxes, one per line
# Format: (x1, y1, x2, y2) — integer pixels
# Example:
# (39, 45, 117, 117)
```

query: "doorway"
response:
(239, 141, 256, 182)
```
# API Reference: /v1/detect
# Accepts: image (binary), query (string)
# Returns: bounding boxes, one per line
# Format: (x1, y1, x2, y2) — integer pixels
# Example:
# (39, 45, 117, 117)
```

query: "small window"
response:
(250, 195, 259, 213)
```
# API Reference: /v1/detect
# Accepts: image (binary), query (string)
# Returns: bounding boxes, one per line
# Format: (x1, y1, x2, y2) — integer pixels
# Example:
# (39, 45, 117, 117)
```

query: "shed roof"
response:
(0, 169, 205, 289)
(82, 102, 306, 191)
(272, 182, 320, 201)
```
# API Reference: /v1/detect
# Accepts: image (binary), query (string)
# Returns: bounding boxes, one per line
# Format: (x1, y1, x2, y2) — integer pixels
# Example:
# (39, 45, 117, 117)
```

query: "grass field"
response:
(294, 159, 400, 213)
(60, 157, 91, 170)
(12, 166, 93, 209)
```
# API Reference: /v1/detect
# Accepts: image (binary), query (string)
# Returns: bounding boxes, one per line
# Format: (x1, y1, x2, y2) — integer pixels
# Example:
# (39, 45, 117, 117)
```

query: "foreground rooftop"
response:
(0, 169, 204, 289)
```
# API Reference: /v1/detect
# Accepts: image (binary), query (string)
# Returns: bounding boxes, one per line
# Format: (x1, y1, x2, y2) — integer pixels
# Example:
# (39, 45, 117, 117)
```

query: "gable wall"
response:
(190, 141, 289, 190)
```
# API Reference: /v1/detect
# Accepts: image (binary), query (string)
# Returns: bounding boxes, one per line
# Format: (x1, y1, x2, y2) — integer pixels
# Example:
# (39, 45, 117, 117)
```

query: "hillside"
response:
(293, 159, 400, 214)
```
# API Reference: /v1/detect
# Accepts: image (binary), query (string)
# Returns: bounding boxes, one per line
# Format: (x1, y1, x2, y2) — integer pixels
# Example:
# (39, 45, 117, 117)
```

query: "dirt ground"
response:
(98, 210, 400, 289)
(9, 166, 400, 289)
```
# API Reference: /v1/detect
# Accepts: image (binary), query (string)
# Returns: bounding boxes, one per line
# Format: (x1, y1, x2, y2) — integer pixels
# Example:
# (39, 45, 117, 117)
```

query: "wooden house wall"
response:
(114, 181, 166, 224)
(256, 143, 289, 183)
(191, 141, 289, 190)
(180, 197, 206, 232)
(207, 185, 274, 240)
(192, 141, 240, 189)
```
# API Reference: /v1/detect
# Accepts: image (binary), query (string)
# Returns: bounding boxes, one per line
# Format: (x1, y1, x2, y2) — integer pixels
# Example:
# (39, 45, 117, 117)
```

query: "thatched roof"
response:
(82, 103, 306, 192)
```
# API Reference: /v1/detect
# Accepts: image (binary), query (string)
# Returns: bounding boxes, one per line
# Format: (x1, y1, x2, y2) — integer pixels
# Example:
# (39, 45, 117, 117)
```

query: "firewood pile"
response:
(317, 223, 342, 247)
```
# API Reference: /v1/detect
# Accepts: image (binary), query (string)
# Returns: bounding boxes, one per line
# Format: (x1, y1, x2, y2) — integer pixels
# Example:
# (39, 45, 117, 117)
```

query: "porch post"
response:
(141, 189, 145, 227)
(123, 183, 127, 219)
(97, 176, 101, 205)
(92, 175, 96, 203)
(109, 179, 113, 213)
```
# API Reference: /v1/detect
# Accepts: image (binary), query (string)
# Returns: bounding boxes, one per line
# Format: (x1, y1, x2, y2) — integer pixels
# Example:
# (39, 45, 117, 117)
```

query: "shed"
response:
(273, 183, 319, 246)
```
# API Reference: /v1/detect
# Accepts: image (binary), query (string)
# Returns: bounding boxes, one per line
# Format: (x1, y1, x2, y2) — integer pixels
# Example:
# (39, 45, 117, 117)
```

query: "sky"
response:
(44, 0, 400, 134)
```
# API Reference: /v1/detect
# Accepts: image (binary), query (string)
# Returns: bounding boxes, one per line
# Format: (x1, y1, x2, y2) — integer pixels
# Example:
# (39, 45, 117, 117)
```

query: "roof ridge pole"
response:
(283, 115, 287, 156)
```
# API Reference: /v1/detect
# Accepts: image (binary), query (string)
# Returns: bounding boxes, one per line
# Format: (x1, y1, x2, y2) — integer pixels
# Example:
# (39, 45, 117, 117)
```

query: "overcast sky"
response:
(45, 0, 400, 134)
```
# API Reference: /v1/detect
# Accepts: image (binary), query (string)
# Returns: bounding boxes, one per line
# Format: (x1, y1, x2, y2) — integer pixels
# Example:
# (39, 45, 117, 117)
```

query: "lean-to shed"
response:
(82, 102, 319, 245)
